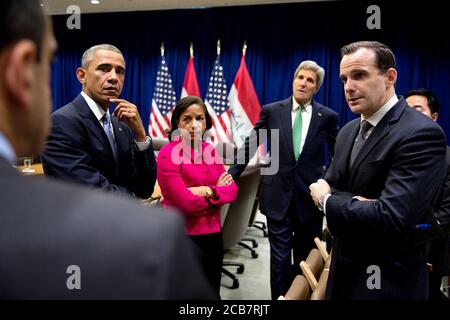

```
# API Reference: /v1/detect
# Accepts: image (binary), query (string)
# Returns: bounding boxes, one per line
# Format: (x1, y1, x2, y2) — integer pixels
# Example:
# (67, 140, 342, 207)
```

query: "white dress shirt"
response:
(291, 96, 313, 156)
(80, 92, 150, 150)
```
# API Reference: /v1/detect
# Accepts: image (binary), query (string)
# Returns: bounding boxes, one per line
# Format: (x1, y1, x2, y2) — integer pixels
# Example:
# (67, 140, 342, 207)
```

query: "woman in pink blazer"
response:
(157, 96, 238, 297)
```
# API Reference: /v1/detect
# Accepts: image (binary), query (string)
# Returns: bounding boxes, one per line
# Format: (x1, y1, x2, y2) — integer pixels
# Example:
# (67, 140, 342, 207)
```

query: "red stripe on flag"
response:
(233, 55, 261, 125)
(182, 56, 201, 98)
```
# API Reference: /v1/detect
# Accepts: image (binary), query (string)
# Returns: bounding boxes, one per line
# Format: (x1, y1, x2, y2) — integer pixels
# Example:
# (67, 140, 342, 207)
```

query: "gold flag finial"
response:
(217, 39, 221, 56)
(242, 41, 247, 56)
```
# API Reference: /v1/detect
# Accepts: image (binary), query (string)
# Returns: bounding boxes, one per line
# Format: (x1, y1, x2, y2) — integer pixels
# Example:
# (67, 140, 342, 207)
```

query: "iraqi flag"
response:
(181, 55, 201, 98)
(229, 54, 261, 148)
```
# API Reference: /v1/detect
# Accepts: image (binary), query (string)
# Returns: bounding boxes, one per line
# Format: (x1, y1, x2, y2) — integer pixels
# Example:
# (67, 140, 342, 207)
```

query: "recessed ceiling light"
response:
(91, 0, 100, 4)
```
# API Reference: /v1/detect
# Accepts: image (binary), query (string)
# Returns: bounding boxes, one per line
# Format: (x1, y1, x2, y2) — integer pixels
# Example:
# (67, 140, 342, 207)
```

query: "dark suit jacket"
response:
(434, 147, 450, 232)
(229, 97, 339, 223)
(324, 98, 447, 299)
(42, 94, 156, 198)
(429, 147, 450, 276)
(0, 157, 213, 299)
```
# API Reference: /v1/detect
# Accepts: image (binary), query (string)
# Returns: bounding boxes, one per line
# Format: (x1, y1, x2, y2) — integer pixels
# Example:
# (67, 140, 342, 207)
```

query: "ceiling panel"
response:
(43, 0, 328, 15)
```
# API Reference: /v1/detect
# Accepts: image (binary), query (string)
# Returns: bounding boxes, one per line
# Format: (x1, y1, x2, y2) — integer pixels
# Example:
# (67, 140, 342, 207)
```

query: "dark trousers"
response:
(267, 203, 322, 299)
(428, 235, 450, 300)
(190, 232, 223, 299)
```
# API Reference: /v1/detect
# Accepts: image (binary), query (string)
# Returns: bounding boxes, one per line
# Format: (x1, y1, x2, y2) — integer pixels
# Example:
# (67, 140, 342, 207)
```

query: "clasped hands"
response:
(309, 179, 331, 209)
(188, 172, 234, 198)
(309, 178, 374, 210)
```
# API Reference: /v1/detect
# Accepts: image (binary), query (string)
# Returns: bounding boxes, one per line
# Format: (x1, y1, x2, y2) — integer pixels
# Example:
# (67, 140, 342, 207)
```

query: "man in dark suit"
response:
(405, 88, 450, 300)
(0, 0, 213, 299)
(310, 41, 447, 299)
(228, 60, 339, 299)
(42, 44, 156, 198)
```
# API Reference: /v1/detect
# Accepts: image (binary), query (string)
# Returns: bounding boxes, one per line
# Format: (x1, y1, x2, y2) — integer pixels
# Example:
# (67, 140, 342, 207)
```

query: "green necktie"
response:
(293, 105, 303, 160)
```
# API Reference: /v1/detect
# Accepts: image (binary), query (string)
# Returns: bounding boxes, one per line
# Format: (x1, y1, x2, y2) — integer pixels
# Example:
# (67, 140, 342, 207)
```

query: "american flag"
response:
(205, 56, 231, 144)
(149, 56, 177, 138)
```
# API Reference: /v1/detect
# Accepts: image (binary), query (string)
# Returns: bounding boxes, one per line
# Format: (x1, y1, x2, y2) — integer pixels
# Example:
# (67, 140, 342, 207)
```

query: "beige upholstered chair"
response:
(299, 248, 324, 290)
(310, 254, 331, 300)
(278, 275, 311, 300)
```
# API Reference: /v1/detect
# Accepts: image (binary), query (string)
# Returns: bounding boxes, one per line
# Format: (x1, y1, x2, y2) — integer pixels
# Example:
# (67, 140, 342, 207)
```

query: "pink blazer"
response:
(157, 139, 238, 235)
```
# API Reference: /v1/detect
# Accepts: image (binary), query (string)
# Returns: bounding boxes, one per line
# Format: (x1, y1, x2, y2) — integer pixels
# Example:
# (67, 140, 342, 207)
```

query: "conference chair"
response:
(314, 237, 329, 262)
(310, 255, 331, 300)
(299, 248, 324, 291)
(247, 183, 268, 238)
(278, 275, 311, 300)
(151, 137, 170, 153)
(221, 165, 261, 289)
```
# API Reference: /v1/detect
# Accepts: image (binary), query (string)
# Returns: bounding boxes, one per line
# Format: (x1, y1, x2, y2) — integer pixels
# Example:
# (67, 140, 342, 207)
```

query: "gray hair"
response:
(81, 44, 123, 68)
(293, 60, 325, 90)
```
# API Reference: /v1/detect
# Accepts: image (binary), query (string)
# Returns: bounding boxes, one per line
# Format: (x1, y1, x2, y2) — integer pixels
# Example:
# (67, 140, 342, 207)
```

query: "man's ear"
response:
(76, 67, 87, 86)
(431, 112, 438, 121)
(385, 67, 397, 88)
(4, 40, 37, 110)
(314, 85, 320, 94)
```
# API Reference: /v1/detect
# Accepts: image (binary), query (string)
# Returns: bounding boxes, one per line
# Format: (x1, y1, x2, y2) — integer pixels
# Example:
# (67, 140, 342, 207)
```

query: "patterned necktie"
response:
(350, 120, 373, 167)
(101, 113, 117, 160)
(293, 105, 303, 160)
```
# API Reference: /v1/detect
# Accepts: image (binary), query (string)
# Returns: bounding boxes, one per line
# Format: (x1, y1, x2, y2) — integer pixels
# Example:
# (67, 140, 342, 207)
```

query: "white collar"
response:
(292, 96, 312, 112)
(362, 94, 399, 127)
(80, 91, 109, 121)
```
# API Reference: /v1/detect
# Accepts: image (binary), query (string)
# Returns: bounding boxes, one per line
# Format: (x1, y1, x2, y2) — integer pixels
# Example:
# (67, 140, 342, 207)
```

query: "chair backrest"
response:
(299, 248, 324, 290)
(283, 275, 311, 300)
(222, 166, 261, 250)
(310, 252, 331, 300)
(215, 142, 237, 165)
(314, 237, 329, 261)
(310, 268, 329, 300)
(220, 203, 230, 227)
(152, 137, 170, 152)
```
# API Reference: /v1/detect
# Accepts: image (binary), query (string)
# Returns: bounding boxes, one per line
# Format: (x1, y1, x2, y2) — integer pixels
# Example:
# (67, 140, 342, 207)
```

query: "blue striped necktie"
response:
(101, 113, 117, 160)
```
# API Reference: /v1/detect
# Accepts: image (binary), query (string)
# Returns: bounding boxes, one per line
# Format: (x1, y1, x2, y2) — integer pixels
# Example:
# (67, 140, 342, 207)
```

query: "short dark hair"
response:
(340, 41, 396, 73)
(168, 96, 213, 139)
(405, 88, 440, 115)
(0, 0, 45, 61)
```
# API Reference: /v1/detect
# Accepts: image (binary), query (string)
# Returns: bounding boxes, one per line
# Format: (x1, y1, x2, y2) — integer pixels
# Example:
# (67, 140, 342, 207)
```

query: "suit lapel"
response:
(349, 98, 407, 182)
(110, 116, 129, 156)
(351, 121, 390, 171)
(339, 120, 360, 182)
(73, 94, 116, 165)
(110, 116, 121, 149)
(73, 95, 108, 145)
(300, 101, 321, 161)
(278, 98, 295, 161)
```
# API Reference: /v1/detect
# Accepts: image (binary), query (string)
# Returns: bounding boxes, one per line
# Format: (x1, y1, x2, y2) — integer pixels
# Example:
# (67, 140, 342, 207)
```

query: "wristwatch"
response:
(205, 187, 214, 198)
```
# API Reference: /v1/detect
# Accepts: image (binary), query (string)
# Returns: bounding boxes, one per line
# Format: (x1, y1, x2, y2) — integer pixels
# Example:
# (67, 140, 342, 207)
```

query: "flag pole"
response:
(217, 39, 221, 56)
(242, 41, 247, 56)
(190, 42, 194, 58)
(160, 42, 165, 57)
